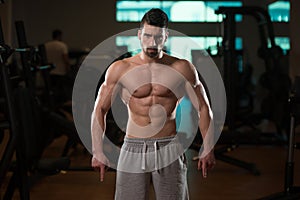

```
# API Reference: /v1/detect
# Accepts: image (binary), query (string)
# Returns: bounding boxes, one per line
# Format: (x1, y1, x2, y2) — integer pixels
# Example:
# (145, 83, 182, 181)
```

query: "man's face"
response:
(138, 23, 168, 58)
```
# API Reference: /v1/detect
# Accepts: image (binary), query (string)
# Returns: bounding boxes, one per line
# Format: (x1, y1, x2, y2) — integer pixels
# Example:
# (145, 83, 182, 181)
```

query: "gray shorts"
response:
(115, 136, 189, 200)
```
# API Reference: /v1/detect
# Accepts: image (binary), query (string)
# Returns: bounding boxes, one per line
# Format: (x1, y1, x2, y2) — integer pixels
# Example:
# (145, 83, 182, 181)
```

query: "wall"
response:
(0, 0, 292, 78)
(10, 0, 126, 49)
(6, 0, 236, 49)
(1, 1, 288, 46)
(0, 0, 12, 45)
(290, 0, 300, 81)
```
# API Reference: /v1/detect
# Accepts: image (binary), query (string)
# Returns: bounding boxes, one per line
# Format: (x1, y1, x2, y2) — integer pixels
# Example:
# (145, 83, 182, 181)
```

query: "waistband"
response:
(124, 135, 177, 147)
(121, 135, 179, 171)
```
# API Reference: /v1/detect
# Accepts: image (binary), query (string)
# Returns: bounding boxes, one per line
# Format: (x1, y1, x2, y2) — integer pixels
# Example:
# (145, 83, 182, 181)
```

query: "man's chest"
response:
(119, 64, 186, 96)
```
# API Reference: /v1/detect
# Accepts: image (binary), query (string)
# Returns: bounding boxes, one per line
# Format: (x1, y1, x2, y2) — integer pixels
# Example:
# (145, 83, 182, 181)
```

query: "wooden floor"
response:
(1, 132, 300, 200)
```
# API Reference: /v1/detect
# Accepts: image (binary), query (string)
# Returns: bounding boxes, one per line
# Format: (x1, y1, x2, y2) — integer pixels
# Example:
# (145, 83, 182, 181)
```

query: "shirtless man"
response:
(91, 8, 215, 200)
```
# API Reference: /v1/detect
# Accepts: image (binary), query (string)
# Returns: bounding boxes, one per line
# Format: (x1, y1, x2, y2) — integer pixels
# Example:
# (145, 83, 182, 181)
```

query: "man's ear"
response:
(165, 30, 169, 42)
(138, 29, 142, 40)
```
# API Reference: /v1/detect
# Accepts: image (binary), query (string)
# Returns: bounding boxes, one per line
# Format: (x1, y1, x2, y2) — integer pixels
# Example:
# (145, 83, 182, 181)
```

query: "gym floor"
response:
(1, 126, 298, 200)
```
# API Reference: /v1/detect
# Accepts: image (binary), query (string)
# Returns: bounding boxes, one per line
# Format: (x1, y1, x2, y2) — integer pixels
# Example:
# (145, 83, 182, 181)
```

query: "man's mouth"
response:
(147, 48, 158, 52)
(145, 47, 159, 58)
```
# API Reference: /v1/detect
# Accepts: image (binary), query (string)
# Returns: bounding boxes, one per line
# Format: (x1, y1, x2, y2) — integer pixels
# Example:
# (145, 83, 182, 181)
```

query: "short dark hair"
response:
(140, 8, 169, 28)
(52, 29, 62, 39)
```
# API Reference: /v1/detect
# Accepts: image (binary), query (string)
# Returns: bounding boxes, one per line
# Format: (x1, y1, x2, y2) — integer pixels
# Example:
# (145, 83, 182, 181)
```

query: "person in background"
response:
(45, 29, 71, 105)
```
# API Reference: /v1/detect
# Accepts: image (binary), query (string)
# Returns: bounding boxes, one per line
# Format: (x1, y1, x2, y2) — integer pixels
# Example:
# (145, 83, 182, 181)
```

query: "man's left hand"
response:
(198, 151, 216, 178)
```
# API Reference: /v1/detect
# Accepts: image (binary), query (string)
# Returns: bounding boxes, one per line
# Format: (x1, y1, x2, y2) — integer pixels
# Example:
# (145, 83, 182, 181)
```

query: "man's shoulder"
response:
(163, 54, 191, 66)
(110, 58, 131, 68)
(107, 58, 132, 76)
(168, 57, 192, 71)
(110, 55, 141, 69)
(168, 56, 196, 80)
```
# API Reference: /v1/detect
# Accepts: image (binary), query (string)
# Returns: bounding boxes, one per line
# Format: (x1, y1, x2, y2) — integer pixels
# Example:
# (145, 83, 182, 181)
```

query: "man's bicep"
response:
(94, 85, 114, 116)
(187, 64, 211, 109)
(95, 64, 122, 113)
(185, 78, 212, 115)
(180, 60, 200, 88)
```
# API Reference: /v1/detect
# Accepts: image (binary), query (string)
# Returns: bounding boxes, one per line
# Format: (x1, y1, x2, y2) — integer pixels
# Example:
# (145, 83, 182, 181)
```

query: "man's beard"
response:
(144, 47, 160, 58)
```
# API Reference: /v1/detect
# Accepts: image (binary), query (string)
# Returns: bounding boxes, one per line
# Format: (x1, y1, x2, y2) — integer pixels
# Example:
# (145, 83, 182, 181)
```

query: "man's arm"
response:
(91, 61, 124, 181)
(176, 59, 216, 178)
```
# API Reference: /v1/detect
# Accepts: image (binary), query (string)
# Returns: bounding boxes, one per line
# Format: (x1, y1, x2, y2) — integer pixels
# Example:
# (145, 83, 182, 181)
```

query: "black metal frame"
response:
(0, 20, 72, 200)
(213, 5, 291, 175)
(259, 78, 300, 200)
(0, 19, 30, 200)
(215, 6, 278, 130)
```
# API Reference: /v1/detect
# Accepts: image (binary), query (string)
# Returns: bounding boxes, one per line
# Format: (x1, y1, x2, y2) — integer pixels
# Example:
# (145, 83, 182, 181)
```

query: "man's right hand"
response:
(91, 154, 110, 182)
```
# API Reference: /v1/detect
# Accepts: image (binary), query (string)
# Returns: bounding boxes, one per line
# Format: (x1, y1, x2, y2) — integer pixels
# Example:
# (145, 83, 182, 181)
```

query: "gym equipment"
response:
(259, 77, 300, 200)
(0, 20, 71, 200)
(215, 6, 290, 130)
(210, 6, 291, 175)
(216, 6, 291, 135)
(0, 20, 19, 191)
(14, 21, 80, 158)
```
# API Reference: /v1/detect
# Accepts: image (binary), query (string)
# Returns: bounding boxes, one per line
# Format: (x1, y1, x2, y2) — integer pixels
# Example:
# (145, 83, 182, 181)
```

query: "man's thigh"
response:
(152, 155, 189, 200)
(115, 171, 151, 200)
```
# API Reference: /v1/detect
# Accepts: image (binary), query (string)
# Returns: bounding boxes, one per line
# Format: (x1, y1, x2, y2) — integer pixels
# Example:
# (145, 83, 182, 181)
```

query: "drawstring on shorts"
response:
(141, 141, 159, 171)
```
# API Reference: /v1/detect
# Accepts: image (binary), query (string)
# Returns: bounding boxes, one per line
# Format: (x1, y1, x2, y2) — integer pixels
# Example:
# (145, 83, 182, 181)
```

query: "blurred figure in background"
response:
(45, 29, 71, 105)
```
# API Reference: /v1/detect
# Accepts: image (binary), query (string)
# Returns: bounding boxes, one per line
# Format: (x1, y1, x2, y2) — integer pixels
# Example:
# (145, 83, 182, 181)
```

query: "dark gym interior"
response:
(0, 0, 300, 199)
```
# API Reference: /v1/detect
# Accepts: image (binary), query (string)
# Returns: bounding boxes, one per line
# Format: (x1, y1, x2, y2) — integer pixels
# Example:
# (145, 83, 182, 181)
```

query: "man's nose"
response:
(150, 37, 157, 46)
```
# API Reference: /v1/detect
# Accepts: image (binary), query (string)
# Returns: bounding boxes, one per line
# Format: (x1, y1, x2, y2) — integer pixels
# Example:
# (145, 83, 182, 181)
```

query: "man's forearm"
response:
(199, 106, 215, 157)
(91, 109, 106, 156)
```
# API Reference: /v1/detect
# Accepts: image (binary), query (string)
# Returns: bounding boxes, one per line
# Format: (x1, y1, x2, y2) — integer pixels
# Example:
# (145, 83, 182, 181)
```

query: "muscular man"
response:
(91, 8, 215, 200)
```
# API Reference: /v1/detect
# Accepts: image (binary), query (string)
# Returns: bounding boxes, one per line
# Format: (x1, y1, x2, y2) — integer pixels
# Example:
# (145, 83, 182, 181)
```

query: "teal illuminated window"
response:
(116, 1, 242, 22)
(268, 1, 290, 22)
(275, 37, 290, 54)
(116, 36, 242, 60)
(266, 37, 290, 55)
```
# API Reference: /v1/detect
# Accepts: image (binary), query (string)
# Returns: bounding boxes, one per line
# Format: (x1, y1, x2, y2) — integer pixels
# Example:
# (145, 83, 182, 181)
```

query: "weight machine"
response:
(259, 76, 300, 200)
(0, 20, 72, 200)
(211, 6, 291, 175)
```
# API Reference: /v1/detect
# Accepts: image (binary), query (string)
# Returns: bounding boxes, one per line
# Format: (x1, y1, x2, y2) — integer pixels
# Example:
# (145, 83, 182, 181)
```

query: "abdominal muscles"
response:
(125, 84, 180, 138)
